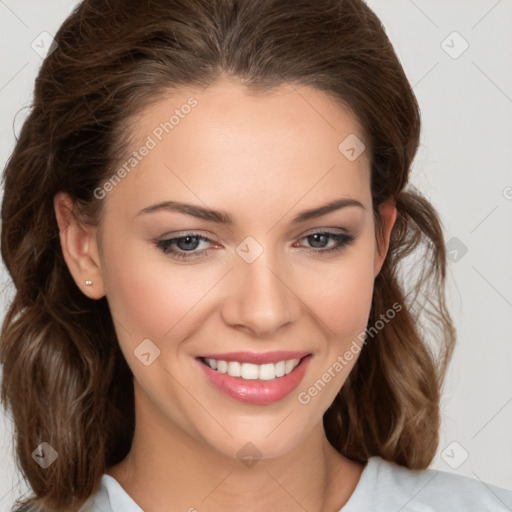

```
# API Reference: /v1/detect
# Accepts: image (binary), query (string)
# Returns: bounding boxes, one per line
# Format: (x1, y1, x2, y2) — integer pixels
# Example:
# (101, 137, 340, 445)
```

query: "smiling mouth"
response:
(199, 356, 306, 380)
(197, 353, 313, 404)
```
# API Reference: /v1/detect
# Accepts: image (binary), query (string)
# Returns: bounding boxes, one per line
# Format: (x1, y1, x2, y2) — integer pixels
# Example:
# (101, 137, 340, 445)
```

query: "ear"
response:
(374, 198, 397, 278)
(53, 191, 105, 299)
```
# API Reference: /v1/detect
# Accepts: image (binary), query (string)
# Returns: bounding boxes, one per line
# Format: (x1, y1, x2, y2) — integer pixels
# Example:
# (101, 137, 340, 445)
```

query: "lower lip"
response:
(197, 356, 312, 405)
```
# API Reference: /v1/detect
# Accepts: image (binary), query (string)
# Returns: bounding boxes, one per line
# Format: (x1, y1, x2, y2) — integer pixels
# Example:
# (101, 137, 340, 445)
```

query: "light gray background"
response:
(1, 0, 511, 509)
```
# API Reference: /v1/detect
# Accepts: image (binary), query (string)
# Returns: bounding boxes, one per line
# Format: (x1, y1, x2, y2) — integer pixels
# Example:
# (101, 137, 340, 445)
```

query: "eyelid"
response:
(154, 228, 355, 261)
(294, 230, 355, 250)
(157, 229, 218, 240)
(300, 226, 351, 237)
(156, 227, 348, 242)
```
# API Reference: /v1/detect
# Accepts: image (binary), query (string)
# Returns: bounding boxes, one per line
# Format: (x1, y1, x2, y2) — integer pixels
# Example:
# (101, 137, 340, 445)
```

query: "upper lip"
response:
(198, 350, 311, 365)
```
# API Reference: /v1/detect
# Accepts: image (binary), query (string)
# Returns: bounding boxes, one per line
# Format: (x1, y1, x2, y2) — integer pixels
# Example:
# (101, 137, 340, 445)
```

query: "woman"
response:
(1, 0, 511, 511)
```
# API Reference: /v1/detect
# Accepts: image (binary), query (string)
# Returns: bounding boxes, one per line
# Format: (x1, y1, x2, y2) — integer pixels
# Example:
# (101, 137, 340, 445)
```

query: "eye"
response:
(154, 230, 355, 261)
(154, 233, 214, 260)
(295, 231, 355, 254)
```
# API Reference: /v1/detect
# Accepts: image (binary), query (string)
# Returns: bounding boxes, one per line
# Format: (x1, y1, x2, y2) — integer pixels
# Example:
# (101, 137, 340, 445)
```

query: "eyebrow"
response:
(136, 197, 365, 224)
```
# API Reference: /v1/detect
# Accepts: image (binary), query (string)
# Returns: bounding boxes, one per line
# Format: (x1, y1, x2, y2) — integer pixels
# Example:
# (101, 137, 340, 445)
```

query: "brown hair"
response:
(1, 0, 455, 510)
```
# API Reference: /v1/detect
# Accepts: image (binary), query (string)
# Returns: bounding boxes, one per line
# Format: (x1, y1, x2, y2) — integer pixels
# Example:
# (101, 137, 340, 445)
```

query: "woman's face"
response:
(92, 78, 395, 460)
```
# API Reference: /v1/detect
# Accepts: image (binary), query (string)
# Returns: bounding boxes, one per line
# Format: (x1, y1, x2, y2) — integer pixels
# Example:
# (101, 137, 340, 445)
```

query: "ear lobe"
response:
(53, 191, 105, 299)
(374, 199, 397, 277)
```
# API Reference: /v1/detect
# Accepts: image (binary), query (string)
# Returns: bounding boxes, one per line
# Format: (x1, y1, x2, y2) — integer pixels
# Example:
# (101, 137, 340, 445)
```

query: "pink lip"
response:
(196, 354, 312, 405)
(198, 350, 310, 365)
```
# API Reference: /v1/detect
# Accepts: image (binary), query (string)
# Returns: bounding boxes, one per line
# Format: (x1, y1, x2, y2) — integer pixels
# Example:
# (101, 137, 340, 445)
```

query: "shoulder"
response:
(14, 475, 131, 512)
(80, 474, 143, 512)
(342, 456, 512, 511)
(76, 476, 113, 512)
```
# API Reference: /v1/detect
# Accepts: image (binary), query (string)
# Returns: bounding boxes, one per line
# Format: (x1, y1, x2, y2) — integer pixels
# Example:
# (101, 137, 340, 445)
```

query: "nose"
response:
(220, 248, 300, 338)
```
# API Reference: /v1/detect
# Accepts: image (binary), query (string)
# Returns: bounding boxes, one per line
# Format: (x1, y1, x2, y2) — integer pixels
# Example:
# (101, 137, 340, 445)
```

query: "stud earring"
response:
(85, 280, 92, 286)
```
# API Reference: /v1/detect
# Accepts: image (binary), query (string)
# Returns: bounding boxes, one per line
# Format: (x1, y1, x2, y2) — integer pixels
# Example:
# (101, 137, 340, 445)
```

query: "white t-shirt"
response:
(81, 456, 512, 511)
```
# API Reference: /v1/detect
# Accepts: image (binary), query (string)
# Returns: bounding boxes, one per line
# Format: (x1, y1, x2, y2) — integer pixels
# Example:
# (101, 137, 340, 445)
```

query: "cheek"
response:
(101, 223, 376, 350)
(295, 238, 376, 339)
(100, 234, 221, 345)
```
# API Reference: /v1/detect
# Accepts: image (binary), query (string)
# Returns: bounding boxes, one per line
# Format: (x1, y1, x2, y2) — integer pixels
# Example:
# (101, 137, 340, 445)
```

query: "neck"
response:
(106, 386, 364, 512)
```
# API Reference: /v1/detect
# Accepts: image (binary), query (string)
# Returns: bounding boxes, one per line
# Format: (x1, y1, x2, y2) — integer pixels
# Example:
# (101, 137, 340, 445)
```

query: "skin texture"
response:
(54, 78, 397, 512)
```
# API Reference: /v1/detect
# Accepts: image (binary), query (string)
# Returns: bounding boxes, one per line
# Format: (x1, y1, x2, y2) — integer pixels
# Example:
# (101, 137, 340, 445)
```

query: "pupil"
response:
(309, 233, 328, 248)
(177, 236, 200, 251)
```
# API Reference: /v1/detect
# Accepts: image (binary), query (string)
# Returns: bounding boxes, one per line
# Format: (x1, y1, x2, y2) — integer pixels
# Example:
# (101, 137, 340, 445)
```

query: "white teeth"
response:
(227, 361, 241, 377)
(285, 359, 298, 374)
(241, 363, 259, 380)
(206, 358, 217, 370)
(217, 360, 228, 373)
(204, 357, 302, 380)
(274, 360, 286, 377)
(259, 363, 275, 380)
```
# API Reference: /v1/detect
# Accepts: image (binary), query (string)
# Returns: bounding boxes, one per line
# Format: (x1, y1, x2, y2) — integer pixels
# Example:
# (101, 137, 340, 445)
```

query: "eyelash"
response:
(154, 231, 355, 261)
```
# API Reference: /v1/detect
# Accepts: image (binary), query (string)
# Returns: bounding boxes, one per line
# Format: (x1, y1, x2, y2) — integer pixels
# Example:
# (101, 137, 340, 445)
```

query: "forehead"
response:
(103, 78, 371, 221)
